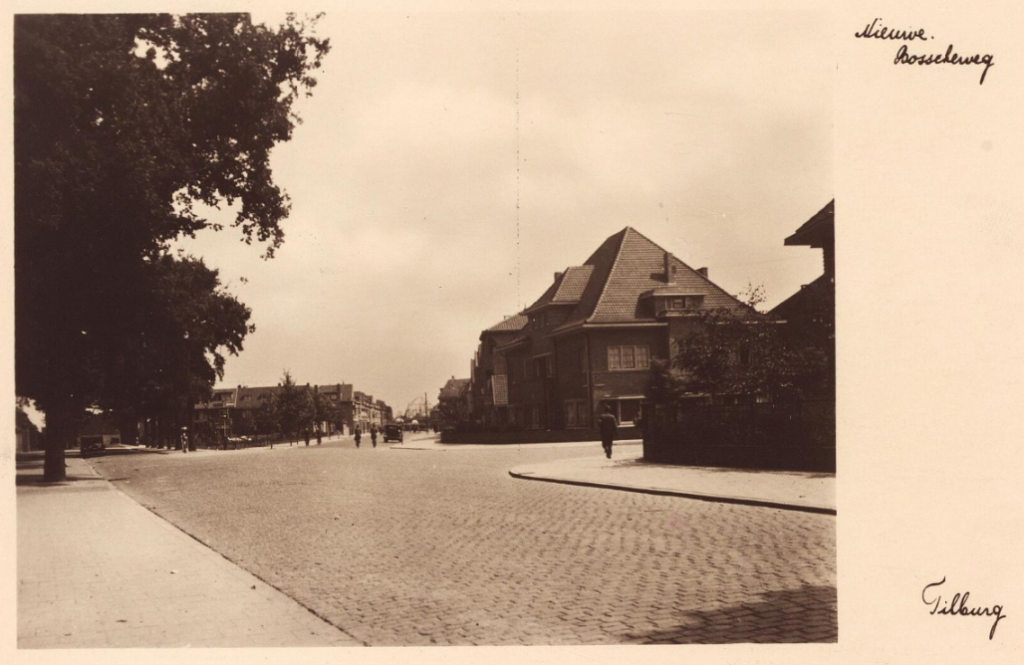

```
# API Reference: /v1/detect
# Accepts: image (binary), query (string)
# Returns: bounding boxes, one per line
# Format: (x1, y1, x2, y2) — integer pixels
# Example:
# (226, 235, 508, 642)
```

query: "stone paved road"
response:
(91, 441, 836, 645)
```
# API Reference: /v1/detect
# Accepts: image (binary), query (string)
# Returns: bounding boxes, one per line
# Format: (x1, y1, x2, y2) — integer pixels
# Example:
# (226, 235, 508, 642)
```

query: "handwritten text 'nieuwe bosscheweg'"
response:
(855, 18, 994, 85)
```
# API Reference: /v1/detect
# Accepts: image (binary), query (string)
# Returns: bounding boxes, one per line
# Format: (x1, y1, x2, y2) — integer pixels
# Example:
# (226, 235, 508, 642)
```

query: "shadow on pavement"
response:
(15, 457, 104, 487)
(624, 584, 837, 644)
(612, 457, 835, 479)
(81, 447, 174, 458)
(15, 448, 170, 487)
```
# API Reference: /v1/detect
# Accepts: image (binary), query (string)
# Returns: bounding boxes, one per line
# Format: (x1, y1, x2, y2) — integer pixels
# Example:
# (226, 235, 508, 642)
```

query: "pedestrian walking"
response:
(354, 425, 362, 448)
(303, 428, 311, 446)
(316, 427, 322, 445)
(598, 405, 618, 460)
(180, 426, 189, 454)
(370, 424, 378, 448)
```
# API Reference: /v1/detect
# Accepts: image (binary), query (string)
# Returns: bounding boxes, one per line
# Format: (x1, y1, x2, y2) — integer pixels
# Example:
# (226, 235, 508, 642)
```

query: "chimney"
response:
(664, 253, 676, 284)
(697, 267, 708, 278)
(554, 271, 562, 282)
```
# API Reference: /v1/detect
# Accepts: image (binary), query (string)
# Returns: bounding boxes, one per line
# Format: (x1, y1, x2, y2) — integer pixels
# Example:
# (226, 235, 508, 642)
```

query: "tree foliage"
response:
(103, 255, 253, 442)
(647, 283, 829, 411)
(14, 14, 329, 479)
(274, 372, 315, 442)
(254, 393, 280, 440)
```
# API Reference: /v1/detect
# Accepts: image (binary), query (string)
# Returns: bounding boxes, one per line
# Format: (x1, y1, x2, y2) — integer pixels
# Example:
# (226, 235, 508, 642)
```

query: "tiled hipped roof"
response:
(525, 265, 594, 312)
(555, 227, 748, 331)
(485, 312, 528, 333)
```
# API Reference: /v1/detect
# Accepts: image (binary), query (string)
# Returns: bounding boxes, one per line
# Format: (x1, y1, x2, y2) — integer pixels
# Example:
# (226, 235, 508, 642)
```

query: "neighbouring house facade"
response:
(468, 227, 750, 432)
(350, 391, 389, 431)
(468, 312, 528, 427)
(194, 382, 393, 438)
(770, 199, 835, 398)
(437, 377, 471, 427)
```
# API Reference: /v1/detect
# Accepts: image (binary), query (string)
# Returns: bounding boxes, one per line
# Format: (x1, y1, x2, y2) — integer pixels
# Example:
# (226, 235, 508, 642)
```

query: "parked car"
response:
(79, 435, 105, 454)
(383, 424, 404, 443)
(226, 435, 252, 449)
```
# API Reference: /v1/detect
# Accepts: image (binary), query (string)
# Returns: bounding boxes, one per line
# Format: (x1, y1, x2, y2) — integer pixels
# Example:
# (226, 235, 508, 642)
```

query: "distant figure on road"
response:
(316, 427, 322, 445)
(370, 424, 378, 448)
(180, 426, 189, 454)
(303, 428, 311, 446)
(354, 425, 362, 448)
(598, 405, 618, 460)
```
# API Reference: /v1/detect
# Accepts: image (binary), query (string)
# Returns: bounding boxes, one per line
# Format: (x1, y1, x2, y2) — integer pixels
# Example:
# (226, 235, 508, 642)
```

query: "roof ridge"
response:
(587, 227, 631, 324)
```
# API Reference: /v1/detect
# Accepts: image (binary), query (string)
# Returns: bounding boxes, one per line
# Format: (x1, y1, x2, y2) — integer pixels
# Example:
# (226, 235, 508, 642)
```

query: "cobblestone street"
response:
(90, 442, 836, 645)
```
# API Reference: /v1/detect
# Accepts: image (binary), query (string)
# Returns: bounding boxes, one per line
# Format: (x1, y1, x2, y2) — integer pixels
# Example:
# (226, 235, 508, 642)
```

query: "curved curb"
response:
(508, 469, 836, 516)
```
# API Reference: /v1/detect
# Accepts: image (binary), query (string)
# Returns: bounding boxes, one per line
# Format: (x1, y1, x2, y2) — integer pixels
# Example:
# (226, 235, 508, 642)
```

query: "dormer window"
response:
(667, 296, 700, 310)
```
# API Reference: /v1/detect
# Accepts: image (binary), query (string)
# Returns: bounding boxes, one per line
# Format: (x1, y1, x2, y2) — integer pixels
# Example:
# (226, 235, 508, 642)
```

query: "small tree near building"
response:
(275, 372, 315, 445)
(254, 393, 279, 448)
(649, 284, 828, 415)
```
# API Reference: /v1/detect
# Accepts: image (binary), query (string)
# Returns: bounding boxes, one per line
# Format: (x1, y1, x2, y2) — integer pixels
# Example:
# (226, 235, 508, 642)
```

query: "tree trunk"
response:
(117, 409, 138, 446)
(42, 401, 76, 482)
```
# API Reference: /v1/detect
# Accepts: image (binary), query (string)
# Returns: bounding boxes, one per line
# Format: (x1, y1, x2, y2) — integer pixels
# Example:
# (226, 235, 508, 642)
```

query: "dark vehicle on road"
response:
(383, 424, 403, 443)
(79, 435, 106, 455)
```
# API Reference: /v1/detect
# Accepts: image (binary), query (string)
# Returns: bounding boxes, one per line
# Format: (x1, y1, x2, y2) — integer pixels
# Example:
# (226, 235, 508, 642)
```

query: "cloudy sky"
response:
(173, 8, 834, 414)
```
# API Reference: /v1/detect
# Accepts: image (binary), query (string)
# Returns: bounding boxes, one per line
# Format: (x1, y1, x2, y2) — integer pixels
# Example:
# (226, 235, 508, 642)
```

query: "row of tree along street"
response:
(15, 14, 331, 479)
(188, 372, 349, 450)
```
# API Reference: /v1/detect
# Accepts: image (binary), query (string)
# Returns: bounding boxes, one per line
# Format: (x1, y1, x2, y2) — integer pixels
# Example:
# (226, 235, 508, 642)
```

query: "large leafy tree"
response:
(15, 14, 329, 479)
(105, 255, 253, 446)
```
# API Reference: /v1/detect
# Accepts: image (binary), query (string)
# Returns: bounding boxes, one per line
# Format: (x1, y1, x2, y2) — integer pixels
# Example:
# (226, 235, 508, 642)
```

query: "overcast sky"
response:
(172, 9, 834, 414)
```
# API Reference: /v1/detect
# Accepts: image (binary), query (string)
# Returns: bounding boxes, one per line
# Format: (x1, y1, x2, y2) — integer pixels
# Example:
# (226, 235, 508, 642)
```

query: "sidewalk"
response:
(509, 445, 835, 515)
(392, 433, 645, 452)
(16, 452, 362, 648)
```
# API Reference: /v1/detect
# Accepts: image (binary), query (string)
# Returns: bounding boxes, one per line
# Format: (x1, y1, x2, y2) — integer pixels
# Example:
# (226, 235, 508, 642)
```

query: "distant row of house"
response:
(445, 201, 835, 434)
(194, 383, 394, 439)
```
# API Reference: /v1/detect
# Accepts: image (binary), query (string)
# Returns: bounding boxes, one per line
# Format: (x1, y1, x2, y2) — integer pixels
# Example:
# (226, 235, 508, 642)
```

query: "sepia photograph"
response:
(13, 1, 835, 651)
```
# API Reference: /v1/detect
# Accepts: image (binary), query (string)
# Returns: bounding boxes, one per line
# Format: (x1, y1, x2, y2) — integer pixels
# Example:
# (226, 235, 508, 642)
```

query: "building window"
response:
(533, 355, 551, 378)
(564, 401, 588, 428)
(600, 398, 643, 425)
(728, 347, 752, 366)
(607, 345, 651, 371)
(666, 295, 701, 310)
(577, 403, 590, 427)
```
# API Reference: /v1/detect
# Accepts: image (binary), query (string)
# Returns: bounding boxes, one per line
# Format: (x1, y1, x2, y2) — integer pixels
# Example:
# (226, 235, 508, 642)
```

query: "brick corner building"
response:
(467, 227, 749, 432)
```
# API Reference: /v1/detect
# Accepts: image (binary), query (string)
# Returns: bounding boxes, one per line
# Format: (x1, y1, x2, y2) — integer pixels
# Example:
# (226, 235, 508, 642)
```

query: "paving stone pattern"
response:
(91, 441, 836, 645)
(17, 456, 359, 648)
